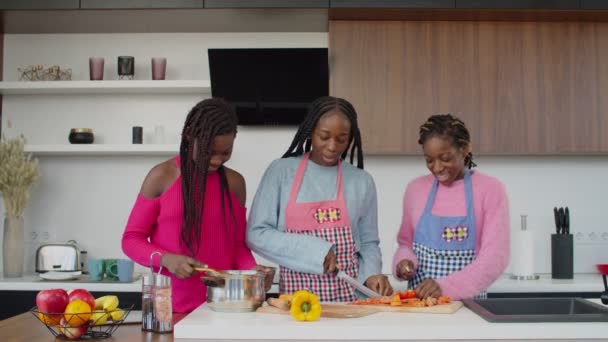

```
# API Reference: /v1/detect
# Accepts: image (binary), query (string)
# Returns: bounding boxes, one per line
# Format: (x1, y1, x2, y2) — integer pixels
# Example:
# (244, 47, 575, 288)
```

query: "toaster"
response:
(35, 242, 81, 273)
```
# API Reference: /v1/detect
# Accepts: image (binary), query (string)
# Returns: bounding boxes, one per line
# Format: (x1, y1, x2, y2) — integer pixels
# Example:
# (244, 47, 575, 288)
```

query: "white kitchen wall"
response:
(1, 33, 607, 277)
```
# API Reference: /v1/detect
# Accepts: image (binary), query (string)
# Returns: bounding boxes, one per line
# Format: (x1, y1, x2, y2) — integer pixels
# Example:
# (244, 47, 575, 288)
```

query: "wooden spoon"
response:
(192, 265, 229, 276)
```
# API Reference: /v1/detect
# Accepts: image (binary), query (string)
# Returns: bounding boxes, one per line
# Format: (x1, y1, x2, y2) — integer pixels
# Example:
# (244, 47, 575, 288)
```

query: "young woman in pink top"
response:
(393, 114, 510, 300)
(122, 98, 270, 313)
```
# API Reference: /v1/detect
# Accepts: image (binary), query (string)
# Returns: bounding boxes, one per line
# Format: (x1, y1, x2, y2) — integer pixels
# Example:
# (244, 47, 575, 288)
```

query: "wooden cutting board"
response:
(360, 301, 463, 314)
(257, 301, 463, 317)
(256, 304, 378, 318)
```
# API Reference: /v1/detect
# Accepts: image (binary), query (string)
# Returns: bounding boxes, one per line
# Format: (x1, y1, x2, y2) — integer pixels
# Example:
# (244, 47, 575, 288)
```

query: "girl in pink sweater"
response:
(122, 99, 267, 313)
(393, 114, 509, 300)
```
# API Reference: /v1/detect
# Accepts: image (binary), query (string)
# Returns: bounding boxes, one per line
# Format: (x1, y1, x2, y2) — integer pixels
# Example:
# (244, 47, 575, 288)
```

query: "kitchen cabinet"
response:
(80, 0, 203, 9)
(0, 0, 78, 10)
(330, 0, 455, 8)
(329, 20, 608, 155)
(0, 0, 600, 10)
(581, 0, 608, 9)
(205, 0, 329, 8)
(455, 0, 580, 9)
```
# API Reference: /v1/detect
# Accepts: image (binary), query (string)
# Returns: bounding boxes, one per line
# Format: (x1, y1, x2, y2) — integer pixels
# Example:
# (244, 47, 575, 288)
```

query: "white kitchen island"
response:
(174, 300, 608, 341)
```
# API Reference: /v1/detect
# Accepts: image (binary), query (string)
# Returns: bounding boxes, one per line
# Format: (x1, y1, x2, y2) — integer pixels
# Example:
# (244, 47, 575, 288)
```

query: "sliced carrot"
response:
(437, 296, 451, 304)
(390, 294, 402, 306)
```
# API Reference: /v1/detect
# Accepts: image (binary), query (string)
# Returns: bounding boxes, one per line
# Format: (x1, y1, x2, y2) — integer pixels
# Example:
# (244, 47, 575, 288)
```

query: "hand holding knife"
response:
(334, 263, 383, 298)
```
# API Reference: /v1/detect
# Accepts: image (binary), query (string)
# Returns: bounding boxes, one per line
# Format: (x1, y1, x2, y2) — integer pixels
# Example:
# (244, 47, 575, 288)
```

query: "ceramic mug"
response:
(117, 259, 134, 282)
(88, 259, 105, 281)
(104, 259, 119, 281)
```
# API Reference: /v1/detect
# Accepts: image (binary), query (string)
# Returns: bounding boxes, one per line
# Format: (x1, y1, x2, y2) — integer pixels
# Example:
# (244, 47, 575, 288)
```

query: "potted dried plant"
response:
(0, 135, 39, 277)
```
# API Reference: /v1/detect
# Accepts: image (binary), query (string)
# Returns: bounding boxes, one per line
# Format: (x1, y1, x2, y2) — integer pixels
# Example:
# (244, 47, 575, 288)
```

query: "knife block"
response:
(551, 234, 573, 279)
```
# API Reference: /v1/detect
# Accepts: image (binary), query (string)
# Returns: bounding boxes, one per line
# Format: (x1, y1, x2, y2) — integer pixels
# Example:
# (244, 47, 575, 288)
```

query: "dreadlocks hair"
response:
(418, 113, 477, 169)
(179, 98, 238, 256)
(282, 96, 365, 169)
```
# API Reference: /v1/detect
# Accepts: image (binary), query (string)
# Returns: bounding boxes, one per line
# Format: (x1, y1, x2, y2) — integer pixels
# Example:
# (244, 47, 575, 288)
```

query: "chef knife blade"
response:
(553, 207, 560, 234)
(558, 207, 566, 235)
(564, 207, 570, 235)
(336, 271, 382, 298)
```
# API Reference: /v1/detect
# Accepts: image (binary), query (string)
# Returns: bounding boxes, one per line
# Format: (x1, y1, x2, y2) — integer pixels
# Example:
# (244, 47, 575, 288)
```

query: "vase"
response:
(3, 216, 25, 278)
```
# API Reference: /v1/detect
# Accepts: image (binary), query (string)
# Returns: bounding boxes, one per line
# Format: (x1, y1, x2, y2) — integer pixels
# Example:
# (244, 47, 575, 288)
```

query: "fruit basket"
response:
(30, 305, 134, 340)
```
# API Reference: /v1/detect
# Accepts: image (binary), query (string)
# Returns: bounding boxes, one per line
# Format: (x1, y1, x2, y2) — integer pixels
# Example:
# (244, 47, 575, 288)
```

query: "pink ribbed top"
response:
(122, 157, 256, 313)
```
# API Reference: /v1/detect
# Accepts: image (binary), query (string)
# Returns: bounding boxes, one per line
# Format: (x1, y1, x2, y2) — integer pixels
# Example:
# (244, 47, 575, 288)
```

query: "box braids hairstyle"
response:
(418, 114, 477, 169)
(282, 96, 365, 169)
(179, 98, 238, 256)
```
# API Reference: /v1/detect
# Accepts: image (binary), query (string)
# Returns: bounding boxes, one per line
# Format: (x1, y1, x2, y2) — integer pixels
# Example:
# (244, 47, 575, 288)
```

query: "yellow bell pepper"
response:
(290, 290, 322, 322)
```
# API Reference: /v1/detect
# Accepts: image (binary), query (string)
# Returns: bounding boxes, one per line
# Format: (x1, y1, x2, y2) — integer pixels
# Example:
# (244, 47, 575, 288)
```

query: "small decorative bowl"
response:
(69, 128, 94, 144)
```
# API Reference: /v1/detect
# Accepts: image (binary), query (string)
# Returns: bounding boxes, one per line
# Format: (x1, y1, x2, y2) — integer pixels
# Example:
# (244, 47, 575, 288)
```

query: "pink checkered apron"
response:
(279, 153, 358, 302)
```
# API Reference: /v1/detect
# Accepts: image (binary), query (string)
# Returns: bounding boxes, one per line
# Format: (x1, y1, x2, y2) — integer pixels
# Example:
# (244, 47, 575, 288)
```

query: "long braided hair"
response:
(418, 114, 477, 169)
(179, 98, 238, 256)
(282, 96, 365, 169)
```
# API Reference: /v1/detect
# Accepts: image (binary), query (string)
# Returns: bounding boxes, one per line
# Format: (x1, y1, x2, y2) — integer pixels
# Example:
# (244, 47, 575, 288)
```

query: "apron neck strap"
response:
(423, 170, 472, 214)
(288, 152, 342, 204)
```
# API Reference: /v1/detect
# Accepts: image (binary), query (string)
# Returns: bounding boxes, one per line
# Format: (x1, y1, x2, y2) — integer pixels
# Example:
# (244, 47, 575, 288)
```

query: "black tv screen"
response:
(208, 48, 329, 126)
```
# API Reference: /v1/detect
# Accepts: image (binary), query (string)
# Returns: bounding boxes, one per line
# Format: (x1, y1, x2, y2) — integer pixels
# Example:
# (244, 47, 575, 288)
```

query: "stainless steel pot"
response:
(204, 270, 265, 312)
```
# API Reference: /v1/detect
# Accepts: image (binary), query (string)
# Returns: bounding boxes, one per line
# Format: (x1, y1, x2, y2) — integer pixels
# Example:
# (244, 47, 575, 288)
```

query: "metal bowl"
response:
(204, 270, 265, 312)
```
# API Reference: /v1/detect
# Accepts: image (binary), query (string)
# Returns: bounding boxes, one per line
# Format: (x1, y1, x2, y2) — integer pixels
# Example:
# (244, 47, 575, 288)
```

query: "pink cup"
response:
(151, 57, 167, 80)
(89, 57, 104, 80)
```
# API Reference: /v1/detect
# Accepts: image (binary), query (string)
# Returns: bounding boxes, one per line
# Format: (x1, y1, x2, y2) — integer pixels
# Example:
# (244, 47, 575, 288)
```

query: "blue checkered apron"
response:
(409, 171, 487, 299)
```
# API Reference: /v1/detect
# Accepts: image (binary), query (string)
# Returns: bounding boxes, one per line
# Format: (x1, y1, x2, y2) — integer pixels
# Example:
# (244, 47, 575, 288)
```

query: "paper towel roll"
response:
(511, 230, 535, 277)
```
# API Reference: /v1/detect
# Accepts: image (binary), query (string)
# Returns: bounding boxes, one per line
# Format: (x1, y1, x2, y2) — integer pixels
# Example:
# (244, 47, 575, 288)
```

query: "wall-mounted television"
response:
(208, 48, 329, 126)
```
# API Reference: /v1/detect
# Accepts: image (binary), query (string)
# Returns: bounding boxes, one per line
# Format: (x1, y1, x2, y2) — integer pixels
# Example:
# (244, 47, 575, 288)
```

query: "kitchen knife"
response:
(553, 207, 560, 234)
(564, 207, 570, 235)
(336, 271, 382, 298)
(558, 207, 566, 234)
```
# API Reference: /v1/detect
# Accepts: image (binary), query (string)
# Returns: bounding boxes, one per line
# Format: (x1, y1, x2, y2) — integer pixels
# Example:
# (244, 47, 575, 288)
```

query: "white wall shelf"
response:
(0, 80, 211, 95)
(25, 144, 179, 156)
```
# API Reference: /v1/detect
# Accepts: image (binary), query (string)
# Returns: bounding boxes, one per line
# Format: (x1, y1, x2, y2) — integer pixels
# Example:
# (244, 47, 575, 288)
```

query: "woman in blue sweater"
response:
(246, 96, 392, 302)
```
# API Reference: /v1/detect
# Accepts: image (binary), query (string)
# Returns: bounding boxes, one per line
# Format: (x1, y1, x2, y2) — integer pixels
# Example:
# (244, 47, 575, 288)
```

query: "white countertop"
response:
(174, 300, 608, 341)
(0, 272, 603, 294)
(487, 273, 604, 293)
(0, 273, 141, 292)
(268, 273, 605, 295)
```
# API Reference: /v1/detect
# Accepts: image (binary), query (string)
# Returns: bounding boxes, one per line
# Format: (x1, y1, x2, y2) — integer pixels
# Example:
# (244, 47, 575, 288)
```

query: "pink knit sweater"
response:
(392, 171, 510, 299)
(122, 158, 256, 312)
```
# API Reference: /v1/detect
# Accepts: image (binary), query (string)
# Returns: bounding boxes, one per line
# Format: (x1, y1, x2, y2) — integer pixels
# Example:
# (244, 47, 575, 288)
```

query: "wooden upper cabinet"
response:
(330, 0, 454, 8)
(455, 0, 580, 9)
(329, 20, 608, 155)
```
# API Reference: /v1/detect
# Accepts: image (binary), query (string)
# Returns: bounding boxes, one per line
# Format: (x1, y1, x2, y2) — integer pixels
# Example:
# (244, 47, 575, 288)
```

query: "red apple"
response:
(67, 289, 95, 310)
(36, 289, 69, 325)
(59, 317, 88, 339)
